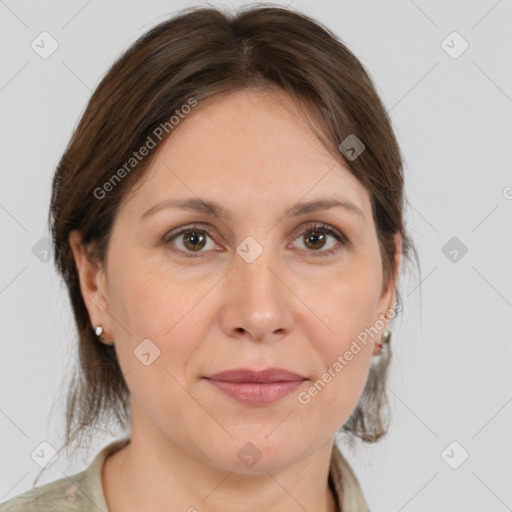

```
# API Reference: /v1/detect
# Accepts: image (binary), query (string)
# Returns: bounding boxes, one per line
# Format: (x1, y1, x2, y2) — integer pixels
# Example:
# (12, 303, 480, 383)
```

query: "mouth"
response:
(203, 367, 307, 406)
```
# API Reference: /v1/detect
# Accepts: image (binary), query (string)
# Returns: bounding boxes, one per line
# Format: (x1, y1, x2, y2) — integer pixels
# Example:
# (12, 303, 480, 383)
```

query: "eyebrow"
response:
(140, 197, 365, 222)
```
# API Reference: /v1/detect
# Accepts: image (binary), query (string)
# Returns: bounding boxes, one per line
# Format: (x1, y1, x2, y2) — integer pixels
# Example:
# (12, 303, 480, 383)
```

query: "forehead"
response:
(122, 88, 369, 218)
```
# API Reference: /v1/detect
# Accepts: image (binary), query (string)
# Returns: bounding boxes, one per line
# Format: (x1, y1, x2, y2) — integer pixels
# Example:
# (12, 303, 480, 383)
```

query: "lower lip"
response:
(205, 379, 305, 405)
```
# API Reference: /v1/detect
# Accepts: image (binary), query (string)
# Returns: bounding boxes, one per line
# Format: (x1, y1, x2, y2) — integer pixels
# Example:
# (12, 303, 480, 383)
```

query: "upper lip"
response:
(204, 367, 306, 383)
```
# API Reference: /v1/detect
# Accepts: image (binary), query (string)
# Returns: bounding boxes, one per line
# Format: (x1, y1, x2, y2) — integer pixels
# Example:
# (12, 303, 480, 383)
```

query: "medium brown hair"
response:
(46, 3, 419, 470)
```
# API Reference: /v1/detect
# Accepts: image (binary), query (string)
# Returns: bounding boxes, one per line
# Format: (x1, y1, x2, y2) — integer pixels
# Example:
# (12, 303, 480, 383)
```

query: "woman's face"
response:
(74, 88, 400, 472)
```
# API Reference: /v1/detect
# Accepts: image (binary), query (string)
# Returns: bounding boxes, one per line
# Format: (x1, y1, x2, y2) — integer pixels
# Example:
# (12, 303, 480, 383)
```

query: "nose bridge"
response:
(220, 233, 294, 339)
(234, 235, 283, 302)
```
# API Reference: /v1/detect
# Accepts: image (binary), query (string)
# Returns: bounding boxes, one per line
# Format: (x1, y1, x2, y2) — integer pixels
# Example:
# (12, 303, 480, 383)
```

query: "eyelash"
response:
(161, 223, 349, 259)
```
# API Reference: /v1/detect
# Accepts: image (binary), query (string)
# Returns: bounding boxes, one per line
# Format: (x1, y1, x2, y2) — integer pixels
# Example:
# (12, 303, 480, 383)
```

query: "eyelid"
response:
(290, 222, 347, 242)
(161, 223, 222, 245)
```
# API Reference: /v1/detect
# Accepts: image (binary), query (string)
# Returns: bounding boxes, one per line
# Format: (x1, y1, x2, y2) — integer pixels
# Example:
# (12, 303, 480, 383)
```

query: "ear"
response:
(68, 229, 114, 345)
(372, 232, 402, 355)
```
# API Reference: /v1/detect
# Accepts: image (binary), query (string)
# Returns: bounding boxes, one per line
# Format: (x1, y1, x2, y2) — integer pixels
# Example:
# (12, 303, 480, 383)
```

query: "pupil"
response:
(184, 231, 205, 251)
(306, 230, 325, 250)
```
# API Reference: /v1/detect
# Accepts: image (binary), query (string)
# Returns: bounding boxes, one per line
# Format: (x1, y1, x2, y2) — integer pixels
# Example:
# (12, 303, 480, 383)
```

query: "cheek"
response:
(296, 258, 381, 419)
(298, 347, 372, 435)
(106, 253, 209, 379)
(106, 259, 205, 423)
(307, 253, 383, 351)
(108, 248, 191, 335)
(297, 285, 377, 429)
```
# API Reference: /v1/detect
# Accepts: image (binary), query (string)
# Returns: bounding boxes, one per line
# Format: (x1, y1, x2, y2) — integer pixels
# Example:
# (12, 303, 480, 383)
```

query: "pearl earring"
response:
(375, 329, 391, 351)
(94, 324, 105, 342)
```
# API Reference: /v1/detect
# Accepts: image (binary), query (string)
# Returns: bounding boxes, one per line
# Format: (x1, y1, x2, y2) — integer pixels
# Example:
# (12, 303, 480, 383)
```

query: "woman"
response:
(0, 4, 416, 511)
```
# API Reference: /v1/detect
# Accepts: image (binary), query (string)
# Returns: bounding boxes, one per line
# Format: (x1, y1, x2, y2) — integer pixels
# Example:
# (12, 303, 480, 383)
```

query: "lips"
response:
(204, 367, 306, 383)
(203, 367, 307, 406)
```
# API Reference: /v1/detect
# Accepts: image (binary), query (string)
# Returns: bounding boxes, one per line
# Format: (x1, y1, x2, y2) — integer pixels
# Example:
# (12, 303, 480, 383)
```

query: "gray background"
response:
(1, 0, 511, 510)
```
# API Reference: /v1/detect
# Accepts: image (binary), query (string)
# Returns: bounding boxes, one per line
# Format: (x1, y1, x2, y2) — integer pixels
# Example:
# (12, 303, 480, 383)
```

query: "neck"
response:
(103, 414, 339, 512)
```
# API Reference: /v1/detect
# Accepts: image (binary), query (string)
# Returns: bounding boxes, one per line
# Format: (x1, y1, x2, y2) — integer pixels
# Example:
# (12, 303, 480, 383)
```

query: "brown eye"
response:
(181, 230, 207, 252)
(303, 229, 329, 250)
(162, 222, 348, 259)
(163, 225, 216, 258)
(292, 224, 347, 256)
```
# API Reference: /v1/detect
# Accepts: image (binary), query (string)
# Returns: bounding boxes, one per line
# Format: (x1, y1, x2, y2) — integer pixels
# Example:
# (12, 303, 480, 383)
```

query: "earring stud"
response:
(375, 329, 391, 351)
(94, 324, 105, 341)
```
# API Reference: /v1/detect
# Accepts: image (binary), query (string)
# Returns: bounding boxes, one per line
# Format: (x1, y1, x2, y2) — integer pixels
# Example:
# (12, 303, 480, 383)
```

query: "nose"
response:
(219, 247, 294, 343)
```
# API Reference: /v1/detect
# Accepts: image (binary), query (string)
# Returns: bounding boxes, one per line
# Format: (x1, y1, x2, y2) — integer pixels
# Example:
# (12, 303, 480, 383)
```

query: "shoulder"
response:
(0, 470, 88, 512)
(330, 443, 371, 512)
(0, 437, 130, 512)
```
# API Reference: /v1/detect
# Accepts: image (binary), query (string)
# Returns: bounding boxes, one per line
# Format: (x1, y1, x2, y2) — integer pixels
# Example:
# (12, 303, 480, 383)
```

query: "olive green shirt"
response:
(0, 437, 370, 511)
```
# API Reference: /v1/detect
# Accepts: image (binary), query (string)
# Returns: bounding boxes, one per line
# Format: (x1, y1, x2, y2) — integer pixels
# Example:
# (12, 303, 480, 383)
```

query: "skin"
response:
(69, 88, 401, 512)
